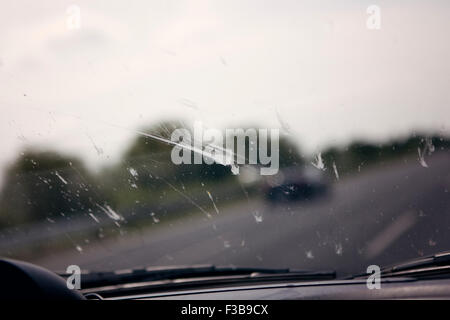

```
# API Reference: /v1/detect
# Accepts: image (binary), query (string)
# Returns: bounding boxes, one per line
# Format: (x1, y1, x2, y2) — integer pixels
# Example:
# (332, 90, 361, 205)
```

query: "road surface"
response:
(33, 151, 450, 276)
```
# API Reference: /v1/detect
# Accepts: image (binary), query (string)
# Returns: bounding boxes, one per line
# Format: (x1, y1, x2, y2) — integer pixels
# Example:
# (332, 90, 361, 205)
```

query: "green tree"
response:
(0, 149, 99, 228)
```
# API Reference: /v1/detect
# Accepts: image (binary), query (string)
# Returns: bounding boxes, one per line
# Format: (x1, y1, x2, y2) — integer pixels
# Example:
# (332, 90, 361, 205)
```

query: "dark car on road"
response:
(264, 166, 329, 203)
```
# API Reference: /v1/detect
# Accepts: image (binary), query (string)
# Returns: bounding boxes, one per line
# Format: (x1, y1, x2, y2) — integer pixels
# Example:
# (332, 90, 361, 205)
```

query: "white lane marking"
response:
(365, 211, 417, 259)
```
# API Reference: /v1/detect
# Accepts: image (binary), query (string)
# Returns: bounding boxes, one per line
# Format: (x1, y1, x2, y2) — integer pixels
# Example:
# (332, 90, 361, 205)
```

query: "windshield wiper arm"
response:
(388, 252, 450, 271)
(60, 264, 335, 289)
(349, 251, 450, 280)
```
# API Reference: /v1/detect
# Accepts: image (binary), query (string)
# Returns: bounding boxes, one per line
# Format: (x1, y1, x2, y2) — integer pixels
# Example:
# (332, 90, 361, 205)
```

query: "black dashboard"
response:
(112, 278, 450, 300)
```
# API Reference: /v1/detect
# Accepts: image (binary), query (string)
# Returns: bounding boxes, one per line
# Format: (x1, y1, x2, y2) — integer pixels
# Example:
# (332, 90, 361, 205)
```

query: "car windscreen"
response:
(0, 0, 449, 277)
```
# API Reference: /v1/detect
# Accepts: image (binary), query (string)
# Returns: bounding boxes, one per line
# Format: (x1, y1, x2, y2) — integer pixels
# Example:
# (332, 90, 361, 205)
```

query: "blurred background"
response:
(0, 0, 449, 276)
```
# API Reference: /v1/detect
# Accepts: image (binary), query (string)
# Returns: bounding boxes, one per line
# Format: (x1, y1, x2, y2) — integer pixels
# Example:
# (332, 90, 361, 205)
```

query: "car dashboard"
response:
(108, 278, 450, 300)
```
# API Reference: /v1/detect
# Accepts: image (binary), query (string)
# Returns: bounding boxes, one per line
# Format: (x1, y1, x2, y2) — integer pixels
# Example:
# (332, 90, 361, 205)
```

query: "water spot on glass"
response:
(306, 250, 314, 259)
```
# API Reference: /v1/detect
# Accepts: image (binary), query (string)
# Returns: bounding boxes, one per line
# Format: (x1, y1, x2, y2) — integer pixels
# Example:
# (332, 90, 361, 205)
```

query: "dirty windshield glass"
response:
(0, 0, 449, 277)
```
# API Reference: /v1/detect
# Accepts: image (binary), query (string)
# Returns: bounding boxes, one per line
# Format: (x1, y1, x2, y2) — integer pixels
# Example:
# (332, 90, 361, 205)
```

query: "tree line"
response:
(0, 120, 447, 229)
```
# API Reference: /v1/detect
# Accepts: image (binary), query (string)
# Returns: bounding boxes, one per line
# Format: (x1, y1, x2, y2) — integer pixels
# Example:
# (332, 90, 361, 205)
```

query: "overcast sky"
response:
(0, 0, 449, 180)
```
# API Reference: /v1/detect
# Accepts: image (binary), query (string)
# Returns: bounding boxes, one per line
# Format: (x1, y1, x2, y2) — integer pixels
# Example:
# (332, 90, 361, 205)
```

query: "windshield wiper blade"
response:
(379, 251, 450, 279)
(385, 251, 450, 272)
(60, 264, 335, 289)
(348, 251, 450, 280)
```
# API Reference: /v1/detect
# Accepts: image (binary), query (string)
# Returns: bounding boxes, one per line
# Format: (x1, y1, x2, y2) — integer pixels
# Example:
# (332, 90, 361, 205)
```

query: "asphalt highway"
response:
(34, 151, 450, 276)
